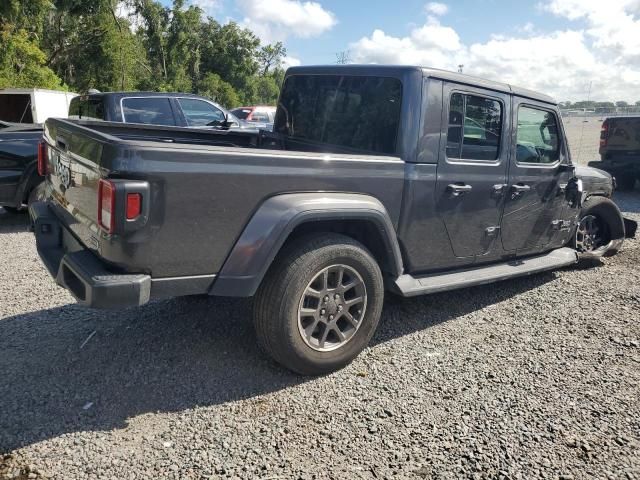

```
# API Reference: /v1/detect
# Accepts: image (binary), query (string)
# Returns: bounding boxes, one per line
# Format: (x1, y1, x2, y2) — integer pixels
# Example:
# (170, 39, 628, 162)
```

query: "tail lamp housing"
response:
(98, 179, 116, 233)
(599, 120, 609, 149)
(97, 179, 149, 234)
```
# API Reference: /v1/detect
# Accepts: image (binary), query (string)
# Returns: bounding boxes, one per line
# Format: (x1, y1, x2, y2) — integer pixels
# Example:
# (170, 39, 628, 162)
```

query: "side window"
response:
(446, 93, 502, 161)
(178, 98, 226, 127)
(275, 75, 403, 155)
(516, 106, 560, 164)
(121, 98, 176, 126)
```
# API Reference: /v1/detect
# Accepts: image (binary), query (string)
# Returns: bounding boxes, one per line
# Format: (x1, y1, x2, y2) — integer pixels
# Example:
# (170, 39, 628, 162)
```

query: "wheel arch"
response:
(209, 193, 404, 297)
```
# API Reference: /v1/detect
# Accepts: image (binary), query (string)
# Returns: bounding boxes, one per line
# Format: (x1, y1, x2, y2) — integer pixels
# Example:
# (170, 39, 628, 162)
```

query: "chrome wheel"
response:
(297, 264, 367, 352)
(575, 214, 608, 253)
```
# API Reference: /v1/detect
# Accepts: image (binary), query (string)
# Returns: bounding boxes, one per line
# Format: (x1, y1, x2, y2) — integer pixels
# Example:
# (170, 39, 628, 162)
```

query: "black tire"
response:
(572, 196, 625, 258)
(253, 233, 384, 376)
(616, 174, 636, 191)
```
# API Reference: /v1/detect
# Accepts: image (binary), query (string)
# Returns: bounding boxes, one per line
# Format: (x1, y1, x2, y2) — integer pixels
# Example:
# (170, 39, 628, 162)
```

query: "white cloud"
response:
(425, 2, 449, 16)
(283, 55, 302, 68)
(351, 17, 464, 68)
(237, 0, 336, 43)
(349, 1, 640, 102)
(191, 0, 223, 15)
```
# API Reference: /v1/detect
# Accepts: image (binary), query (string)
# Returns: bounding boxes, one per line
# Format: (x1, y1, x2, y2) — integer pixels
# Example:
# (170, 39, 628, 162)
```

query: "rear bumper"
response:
(30, 201, 151, 309)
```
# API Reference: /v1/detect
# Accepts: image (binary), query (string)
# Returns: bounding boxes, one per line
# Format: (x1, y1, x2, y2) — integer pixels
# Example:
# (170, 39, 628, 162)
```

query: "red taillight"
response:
(126, 193, 141, 220)
(37, 142, 47, 176)
(600, 120, 609, 148)
(98, 179, 116, 233)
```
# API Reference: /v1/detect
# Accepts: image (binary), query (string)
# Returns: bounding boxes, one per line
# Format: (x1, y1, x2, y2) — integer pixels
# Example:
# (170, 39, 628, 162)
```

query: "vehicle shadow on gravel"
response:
(0, 271, 557, 453)
(613, 189, 640, 214)
(0, 209, 30, 233)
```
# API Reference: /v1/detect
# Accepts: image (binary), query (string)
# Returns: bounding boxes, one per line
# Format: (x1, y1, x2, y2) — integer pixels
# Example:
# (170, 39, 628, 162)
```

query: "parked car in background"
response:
(30, 65, 633, 375)
(0, 88, 77, 124)
(0, 91, 249, 212)
(231, 105, 276, 130)
(69, 92, 247, 129)
(588, 116, 640, 190)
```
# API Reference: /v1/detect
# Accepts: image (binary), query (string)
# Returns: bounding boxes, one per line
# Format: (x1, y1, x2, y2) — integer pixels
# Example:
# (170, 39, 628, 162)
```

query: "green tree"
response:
(196, 72, 239, 108)
(0, 26, 64, 89)
(257, 42, 286, 76)
(616, 101, 629, 107)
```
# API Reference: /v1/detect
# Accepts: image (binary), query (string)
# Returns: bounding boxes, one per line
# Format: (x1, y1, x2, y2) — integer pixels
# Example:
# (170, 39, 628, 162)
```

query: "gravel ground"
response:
(1, 195, 639, 479)
(1, 127, 639, 478)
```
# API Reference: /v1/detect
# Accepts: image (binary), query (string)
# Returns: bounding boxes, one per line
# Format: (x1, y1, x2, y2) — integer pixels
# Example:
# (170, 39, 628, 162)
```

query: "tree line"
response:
(0, 0, 288, 108)
(559, 100, 640, 109)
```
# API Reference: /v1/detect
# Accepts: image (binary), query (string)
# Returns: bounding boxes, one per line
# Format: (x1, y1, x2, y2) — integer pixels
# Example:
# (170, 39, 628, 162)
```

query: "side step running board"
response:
(394, 247, 578, 297)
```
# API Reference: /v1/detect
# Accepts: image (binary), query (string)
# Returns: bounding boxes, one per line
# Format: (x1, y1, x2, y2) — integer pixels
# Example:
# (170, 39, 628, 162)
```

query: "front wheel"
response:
(572, 196, 625, 258)
(253, 233, 384, 375)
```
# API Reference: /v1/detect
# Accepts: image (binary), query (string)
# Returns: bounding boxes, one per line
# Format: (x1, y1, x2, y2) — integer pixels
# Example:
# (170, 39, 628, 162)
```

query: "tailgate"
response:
(43, 119, 111, 252)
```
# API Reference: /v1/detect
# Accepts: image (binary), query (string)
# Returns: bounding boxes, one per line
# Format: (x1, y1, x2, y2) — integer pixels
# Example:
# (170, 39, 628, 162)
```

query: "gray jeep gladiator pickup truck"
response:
(30, 65, 633, 375)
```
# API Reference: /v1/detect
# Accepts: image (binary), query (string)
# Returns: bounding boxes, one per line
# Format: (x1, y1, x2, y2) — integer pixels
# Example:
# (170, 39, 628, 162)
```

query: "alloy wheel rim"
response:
(575, 214, 606, 253)
(297, 264, 367, 352)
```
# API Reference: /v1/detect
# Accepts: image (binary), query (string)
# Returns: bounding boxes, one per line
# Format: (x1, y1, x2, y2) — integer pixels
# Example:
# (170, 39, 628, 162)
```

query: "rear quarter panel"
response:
(116, 143, 406, 277)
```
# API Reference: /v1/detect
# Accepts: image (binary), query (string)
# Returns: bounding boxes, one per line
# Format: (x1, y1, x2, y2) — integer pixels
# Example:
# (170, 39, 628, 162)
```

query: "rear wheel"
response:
(253, 233, 384, 375)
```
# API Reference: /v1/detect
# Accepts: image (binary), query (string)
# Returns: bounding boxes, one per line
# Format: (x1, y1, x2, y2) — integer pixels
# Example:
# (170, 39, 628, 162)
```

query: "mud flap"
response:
(624, 217, 637, 239)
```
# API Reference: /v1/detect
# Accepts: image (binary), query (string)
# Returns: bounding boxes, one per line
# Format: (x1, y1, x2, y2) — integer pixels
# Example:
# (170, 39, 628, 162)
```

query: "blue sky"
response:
(174, 0, 578, 64)
(156, 0, 640, 102)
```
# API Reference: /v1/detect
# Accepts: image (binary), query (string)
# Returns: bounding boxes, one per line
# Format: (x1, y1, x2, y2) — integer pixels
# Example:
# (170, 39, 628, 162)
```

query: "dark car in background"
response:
(69, 92, 246, 129)
(591, 116, 640, 190)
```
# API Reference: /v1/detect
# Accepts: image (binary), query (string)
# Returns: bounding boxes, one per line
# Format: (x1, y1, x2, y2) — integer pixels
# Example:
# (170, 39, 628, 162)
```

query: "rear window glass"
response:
(606, 118, 640, 150)
(69, 97, 105, 120)
(121, 97, 176, 126)
(275, 75, 402, 155)
(446, 93, 502, 161)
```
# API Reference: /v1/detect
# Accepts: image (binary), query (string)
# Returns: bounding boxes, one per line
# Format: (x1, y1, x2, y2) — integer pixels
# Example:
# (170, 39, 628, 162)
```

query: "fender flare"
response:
(210, 192, 404, 297)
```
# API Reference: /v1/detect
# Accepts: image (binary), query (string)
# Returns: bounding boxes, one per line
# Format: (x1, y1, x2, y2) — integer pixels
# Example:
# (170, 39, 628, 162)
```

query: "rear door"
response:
(435, 82, 511, 259)
(501, 99, 572, 253)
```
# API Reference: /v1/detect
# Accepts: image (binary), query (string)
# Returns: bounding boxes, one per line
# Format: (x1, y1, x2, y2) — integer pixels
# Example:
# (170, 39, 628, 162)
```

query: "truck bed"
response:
(42, 119, 406, 279)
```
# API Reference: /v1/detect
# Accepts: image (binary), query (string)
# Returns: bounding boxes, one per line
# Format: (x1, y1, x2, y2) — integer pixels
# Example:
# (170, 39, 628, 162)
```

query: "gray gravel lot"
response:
(1, 128, 640, 478)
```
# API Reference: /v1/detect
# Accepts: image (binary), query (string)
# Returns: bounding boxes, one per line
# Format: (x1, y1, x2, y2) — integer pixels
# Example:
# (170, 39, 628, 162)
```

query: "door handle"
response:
(447, 183, 473, 196)
(510, 184, 531, 198)
(511, 184, 531, 192)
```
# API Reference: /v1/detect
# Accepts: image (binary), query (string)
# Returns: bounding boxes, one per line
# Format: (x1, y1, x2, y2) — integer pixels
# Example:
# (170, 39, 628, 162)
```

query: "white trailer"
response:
(0, 88, 78, 124)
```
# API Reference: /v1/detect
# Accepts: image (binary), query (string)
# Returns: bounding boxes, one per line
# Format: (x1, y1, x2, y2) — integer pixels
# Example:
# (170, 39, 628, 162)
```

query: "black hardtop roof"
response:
(285, 64, 557, 105)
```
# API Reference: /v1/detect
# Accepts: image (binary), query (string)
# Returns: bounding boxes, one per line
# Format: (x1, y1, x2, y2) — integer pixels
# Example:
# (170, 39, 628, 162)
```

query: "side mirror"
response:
(565, 177, 583, 208)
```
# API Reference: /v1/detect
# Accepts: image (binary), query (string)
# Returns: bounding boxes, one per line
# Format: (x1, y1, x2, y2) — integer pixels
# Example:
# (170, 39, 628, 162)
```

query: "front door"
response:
(435, 83, 511, 259)
(501, 99, 573, 253)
